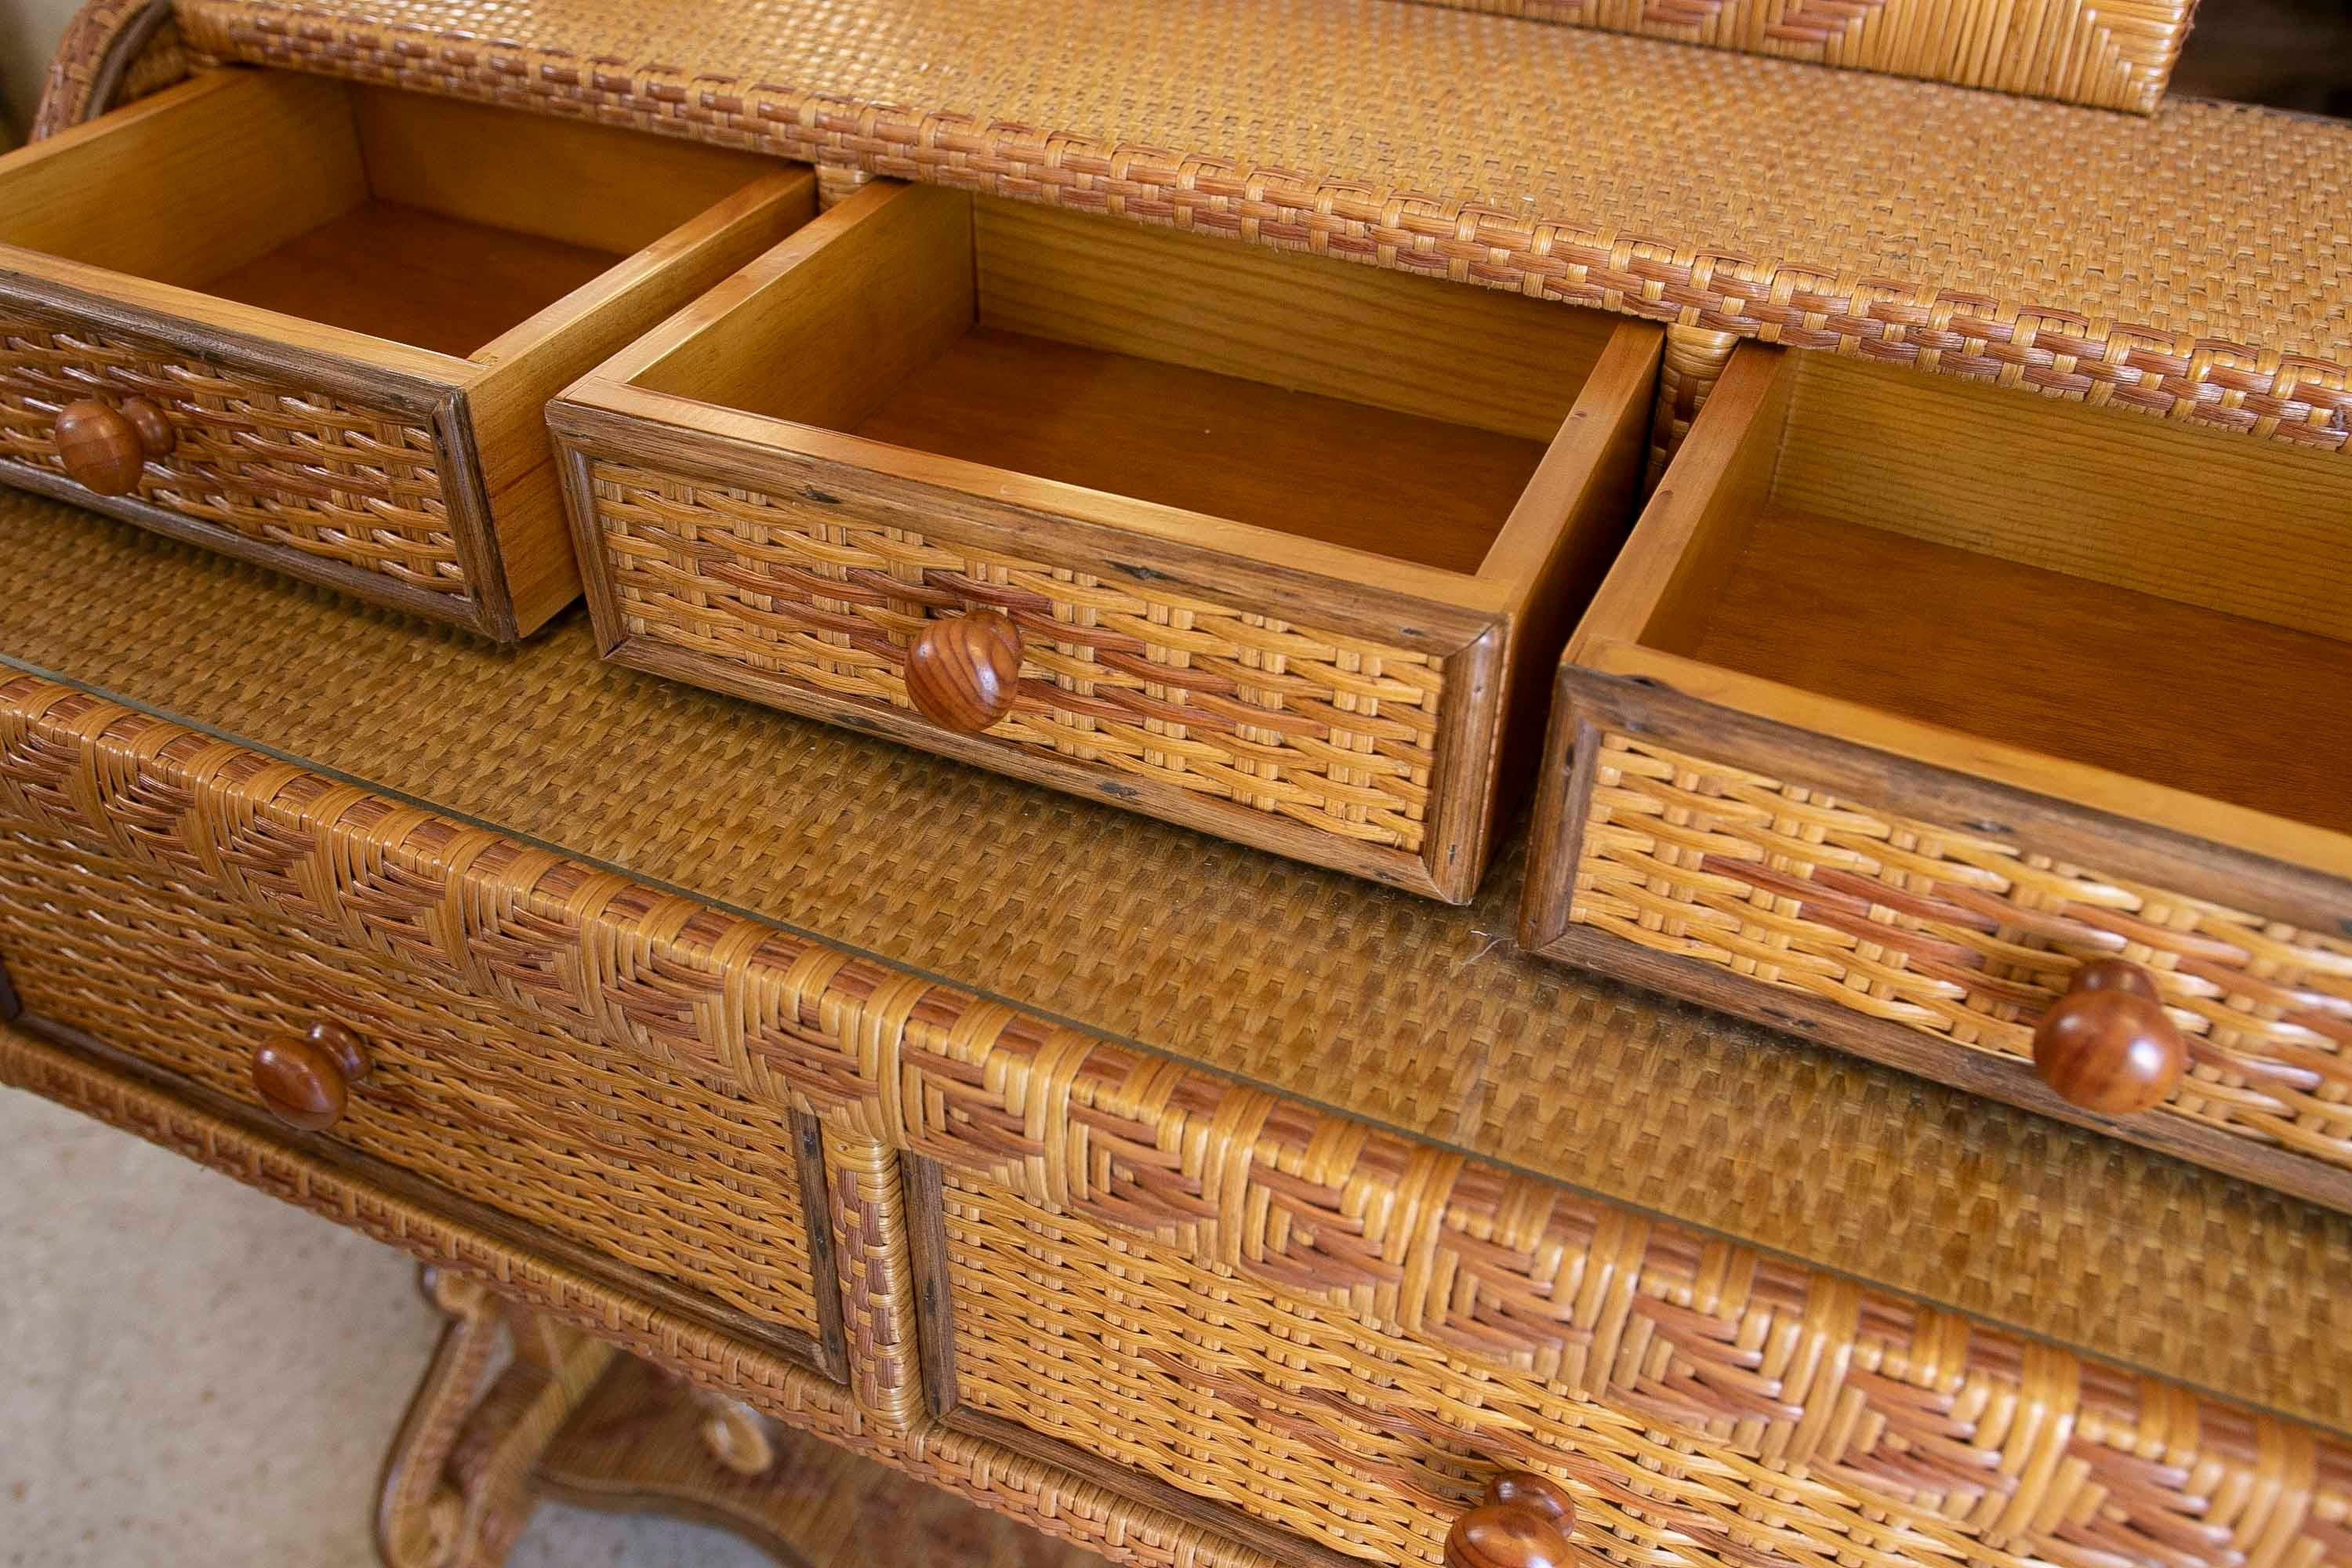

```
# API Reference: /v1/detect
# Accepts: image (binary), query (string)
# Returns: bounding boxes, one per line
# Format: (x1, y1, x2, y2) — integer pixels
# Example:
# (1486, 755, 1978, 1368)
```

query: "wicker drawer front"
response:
(913, 1167, 2349, 1568)
(0, 297, 465, 597)
(1526, 343, 2352, 1212)
(0, 716, 839, 1368)
(0, 69, 813, 638)
(554, 182, 1658, 901)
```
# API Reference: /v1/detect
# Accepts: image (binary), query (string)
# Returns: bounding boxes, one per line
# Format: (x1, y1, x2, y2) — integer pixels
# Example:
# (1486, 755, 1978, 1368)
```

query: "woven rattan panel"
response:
(175, 0, 2352, 451)
(4, 497, 2351, 1436)
(0, 742, 824, 1343)
(933, 1171, 2338, 1568)
(0, 297, 466, 601)
(1386, 0, 2192, 111)
(586, 458, 1444, 854)
(1574, 731, 2352, 1166)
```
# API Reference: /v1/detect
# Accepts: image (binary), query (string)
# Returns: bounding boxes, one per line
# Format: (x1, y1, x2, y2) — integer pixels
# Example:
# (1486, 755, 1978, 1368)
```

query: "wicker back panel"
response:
(1570, 731, 2352, 1168)
(0, 296, 466, 601)
(583, 459, 1446, 855)
(935, 1172, 2350, 1568)
(0, 753, 822, 1345)
(1388, 0, 2190, 112)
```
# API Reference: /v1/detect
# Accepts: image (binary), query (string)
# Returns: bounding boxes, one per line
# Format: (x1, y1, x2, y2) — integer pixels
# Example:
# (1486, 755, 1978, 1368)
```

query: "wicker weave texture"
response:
(0, 1023, 1281, 1568)
(586, 459, 1444, 854)
(9, 502, 2352, 1429)
(2, 670, 2347, 1568)
(0, 299, 467, 600)
(1389, 0, 2190, 111)
(1570, 731, 2352, 1167)
(0, 703, 824, 1341)
(29, 0, 183, 138)
(172, 0, 2352, 455)
(940, 1172, 2351, 1568)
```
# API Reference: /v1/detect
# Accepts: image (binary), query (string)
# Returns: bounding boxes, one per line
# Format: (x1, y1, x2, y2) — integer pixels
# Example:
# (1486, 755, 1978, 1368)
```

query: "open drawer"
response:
(548, 181, 1659, 900)
(1524, 343, 2352, 1207)
(0, 69, 815, 638)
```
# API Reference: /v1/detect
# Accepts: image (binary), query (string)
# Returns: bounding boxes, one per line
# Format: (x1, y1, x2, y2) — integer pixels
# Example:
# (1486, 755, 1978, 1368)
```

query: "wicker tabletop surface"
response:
(176, 0, 2352, 448)
(4, 493, 2347, 1434)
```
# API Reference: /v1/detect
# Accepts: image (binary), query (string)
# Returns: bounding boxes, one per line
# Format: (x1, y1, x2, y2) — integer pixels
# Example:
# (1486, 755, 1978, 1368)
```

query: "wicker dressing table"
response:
(6, 1, 2352, 1566)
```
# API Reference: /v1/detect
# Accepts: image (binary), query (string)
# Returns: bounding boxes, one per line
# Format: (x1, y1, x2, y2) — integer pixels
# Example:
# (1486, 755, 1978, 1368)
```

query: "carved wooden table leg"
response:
(372, 1265, 1105, 1568)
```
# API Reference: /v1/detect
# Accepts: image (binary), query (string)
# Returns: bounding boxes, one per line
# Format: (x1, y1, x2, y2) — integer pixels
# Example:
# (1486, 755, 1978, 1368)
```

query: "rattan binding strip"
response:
(1386, 0, 2191, 112)
(2, 672, 2347, 1568)
(172, 0, 2352, 456)
(28, 0, 184, 139)
(0, 1024, 1279, 1568)
(1570, 731, 2352, 1165)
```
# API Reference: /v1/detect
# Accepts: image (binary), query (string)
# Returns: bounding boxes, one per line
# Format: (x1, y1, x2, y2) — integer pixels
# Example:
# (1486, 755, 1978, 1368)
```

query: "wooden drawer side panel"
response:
(1568, 729, 2352, 1168)
(0, 757, 829, 1352)
(581, 458, 1446, 855)
(0, 296, 466, 602)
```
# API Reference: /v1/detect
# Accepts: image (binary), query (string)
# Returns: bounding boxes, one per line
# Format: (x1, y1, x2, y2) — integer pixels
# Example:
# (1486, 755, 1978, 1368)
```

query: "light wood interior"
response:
(1625, 349, 2352, 833)
(0, 71, 780, 360)
(629, 183, 1617, 572)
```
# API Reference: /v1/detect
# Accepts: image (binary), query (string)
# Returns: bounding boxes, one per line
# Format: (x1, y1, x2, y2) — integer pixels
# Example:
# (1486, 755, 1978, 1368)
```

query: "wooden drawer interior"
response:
(554, 180, 1657, 896)
(600, 182, 1627, 573)
(1576, 346, 2352, 859)
(0, 71, 787, 361)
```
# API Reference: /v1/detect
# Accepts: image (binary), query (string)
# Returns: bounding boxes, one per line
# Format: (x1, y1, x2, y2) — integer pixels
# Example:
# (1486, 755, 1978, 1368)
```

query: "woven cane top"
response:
(5, 493, 2350, 1436)
(174, 0, 2352, 449)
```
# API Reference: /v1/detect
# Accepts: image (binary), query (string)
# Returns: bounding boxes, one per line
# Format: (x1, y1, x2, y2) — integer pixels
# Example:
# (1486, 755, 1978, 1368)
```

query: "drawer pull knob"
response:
(2031, 957, 2187, 1115)
(1446, 1472, 1579, 1568)
(54, 397, 173, 495)
(251, 1022, 372, 1131)
(906, 610, 1024, 734)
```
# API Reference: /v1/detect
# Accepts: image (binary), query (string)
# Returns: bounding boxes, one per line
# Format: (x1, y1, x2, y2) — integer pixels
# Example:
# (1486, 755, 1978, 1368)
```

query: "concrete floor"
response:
(0, 1086, 770, 1566)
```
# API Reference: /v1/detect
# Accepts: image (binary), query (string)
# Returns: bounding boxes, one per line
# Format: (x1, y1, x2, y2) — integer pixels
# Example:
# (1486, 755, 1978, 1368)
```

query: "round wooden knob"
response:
(251, 1022, 372, 1131)
(2031, 957, 2187, 1115)
(54, 397, 172, 495)
(1445, 1473, 1578, 1568)
(904, 610, 1023, 734)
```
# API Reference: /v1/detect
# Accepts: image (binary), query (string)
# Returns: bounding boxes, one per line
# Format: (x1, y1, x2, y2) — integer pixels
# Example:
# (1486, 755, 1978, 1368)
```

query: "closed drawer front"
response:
(0, 68, 814, 638)
(912, 1165, 2352, 1568)
(553, 181, 1659, 900)
(1528, 343, 2352, 1212)
(0, 681, 840, 1370)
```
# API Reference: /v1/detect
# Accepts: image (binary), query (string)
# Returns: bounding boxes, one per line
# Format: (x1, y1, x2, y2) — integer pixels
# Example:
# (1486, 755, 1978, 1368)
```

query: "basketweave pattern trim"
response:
(1571, 731, 2352, 1167)
(28, 0, 183, 139)
(1389, 0, 2188, 113)
(2, 674, 2347, 1568)
(0, 1028, 1283, 1568)
(0, 300, 467, 599)
(171, 2, 2352, 457)
(587, 460, 1444, 853)
(0, 820, 830, 1341)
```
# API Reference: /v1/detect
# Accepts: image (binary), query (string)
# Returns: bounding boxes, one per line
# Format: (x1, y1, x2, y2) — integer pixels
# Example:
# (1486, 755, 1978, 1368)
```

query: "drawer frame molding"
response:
(4, 671, 2348, 1568)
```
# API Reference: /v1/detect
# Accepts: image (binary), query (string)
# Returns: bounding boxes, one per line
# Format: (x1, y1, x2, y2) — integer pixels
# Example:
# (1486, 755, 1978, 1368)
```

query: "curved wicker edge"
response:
(0, 1023, 1277, 1568)
(4, 672, 2350, 1568)
(173, 1, 2352, 459)
(27, 0, 184, 141)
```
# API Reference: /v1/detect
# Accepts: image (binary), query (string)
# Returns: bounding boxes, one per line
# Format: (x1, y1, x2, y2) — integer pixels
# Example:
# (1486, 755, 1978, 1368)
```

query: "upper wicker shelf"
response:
(1393, 0, 2198, 111)
(169, 0, 2350, 456)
